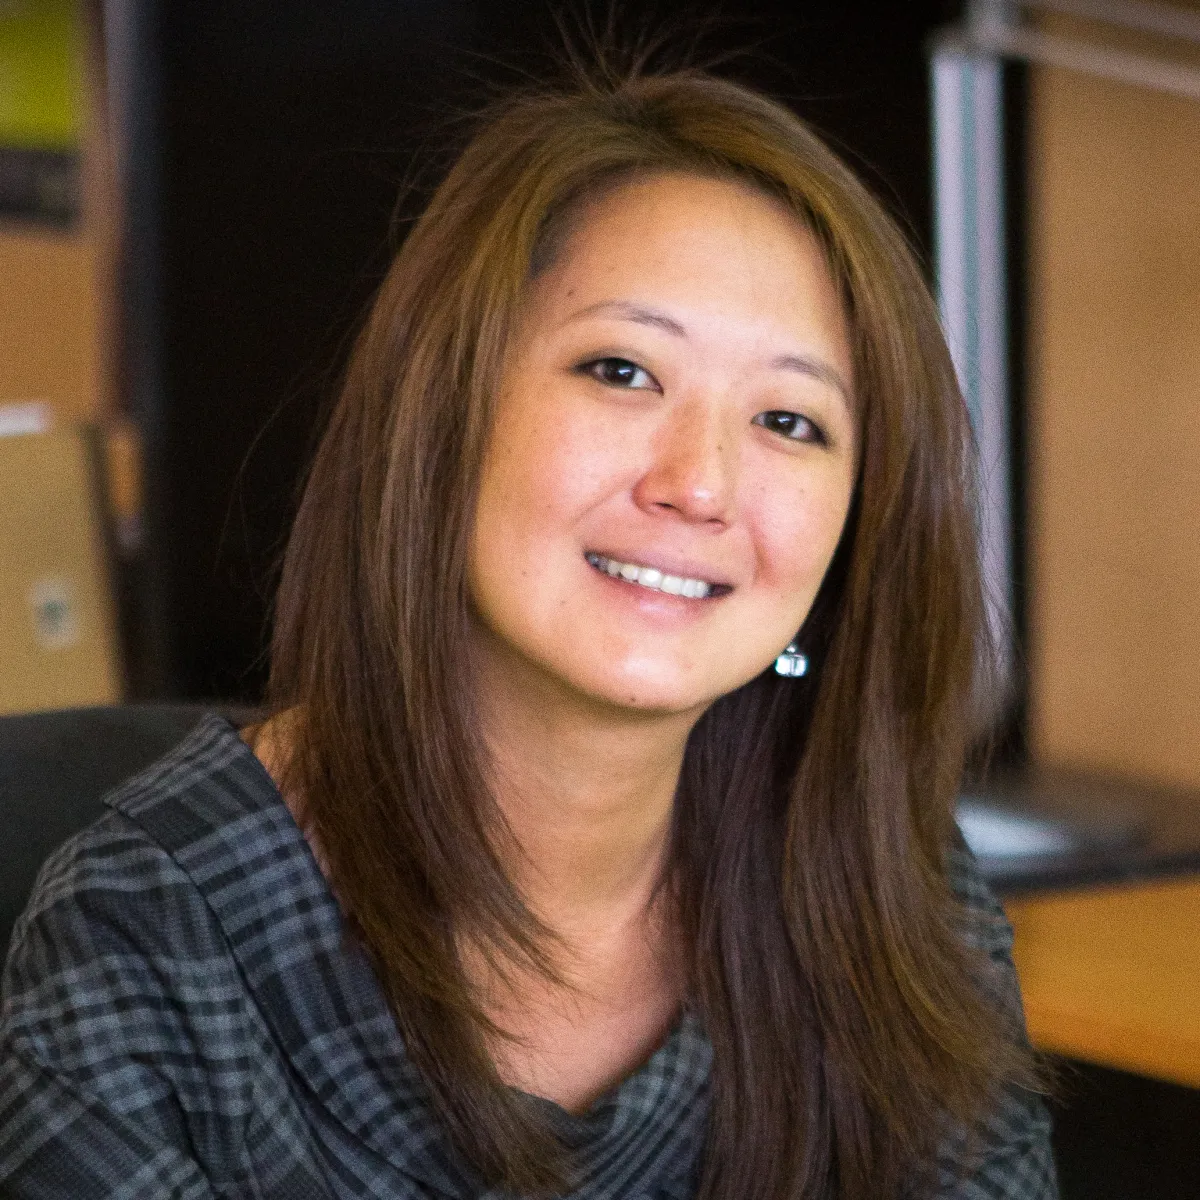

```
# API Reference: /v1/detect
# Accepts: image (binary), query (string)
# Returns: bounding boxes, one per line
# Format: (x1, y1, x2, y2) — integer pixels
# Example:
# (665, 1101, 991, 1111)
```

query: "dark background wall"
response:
(123, 0, 961, 701)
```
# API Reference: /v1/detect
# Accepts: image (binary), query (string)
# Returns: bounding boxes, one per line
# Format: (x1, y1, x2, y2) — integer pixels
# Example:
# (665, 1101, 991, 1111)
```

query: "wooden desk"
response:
(1007, 878, 1200, 1088)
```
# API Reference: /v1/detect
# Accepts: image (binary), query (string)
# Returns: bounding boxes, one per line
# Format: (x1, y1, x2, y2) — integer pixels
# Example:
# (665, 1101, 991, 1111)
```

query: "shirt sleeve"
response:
(0, 813, 240, 1199)
(931, 845, 1060, 1200)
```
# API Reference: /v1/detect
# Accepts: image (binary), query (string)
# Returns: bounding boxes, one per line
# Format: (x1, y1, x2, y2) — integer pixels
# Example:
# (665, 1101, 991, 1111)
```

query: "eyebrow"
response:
(565, 300, 688, 337)
(768, 354, 851, 402)
(562, 299, 852, 402)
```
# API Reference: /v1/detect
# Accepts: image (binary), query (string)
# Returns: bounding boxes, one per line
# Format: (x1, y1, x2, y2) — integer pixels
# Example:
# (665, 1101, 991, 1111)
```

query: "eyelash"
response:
(577, 356, 660, 391)
(751, 410, 827, 446)
(577, 356, 828, 446)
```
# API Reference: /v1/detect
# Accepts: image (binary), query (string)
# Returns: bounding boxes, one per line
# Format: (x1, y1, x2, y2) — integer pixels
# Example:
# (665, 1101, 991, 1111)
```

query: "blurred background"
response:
(0, 0, 1197, 1194)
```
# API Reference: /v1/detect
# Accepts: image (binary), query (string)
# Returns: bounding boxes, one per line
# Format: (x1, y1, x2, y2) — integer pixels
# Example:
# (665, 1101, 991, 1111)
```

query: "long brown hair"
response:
(270, 64, 1032, 1199)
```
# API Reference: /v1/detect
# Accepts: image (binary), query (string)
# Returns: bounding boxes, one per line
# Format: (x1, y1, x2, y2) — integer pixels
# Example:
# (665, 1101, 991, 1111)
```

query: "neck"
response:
(476, 648, 698, 948)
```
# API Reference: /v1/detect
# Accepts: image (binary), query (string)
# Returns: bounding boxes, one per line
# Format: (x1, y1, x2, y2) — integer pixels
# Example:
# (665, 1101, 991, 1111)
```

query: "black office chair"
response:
(0, 705, 251, 960)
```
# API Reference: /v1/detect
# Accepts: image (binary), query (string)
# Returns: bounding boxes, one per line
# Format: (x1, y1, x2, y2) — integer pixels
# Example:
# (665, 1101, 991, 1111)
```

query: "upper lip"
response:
(586, 548, 735, 590)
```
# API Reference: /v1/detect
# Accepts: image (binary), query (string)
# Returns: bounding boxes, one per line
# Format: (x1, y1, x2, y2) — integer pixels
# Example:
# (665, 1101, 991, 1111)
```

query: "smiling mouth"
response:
(584, 552, 730, 599)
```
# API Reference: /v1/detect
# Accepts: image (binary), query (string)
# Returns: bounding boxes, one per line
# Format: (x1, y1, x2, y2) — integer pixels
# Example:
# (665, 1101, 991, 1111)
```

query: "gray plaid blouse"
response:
(0, 716, 1057, 1198)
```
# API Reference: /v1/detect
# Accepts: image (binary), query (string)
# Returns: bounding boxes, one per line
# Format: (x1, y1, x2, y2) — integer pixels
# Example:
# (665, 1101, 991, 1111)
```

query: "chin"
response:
(573, 662, 724, 717)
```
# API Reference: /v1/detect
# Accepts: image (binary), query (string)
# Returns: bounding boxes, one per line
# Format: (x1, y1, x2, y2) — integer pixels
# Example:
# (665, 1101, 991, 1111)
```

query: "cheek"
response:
(486, 396, 640, 534)
(750, 468, 854, 596)
(473, 388, 633, 572)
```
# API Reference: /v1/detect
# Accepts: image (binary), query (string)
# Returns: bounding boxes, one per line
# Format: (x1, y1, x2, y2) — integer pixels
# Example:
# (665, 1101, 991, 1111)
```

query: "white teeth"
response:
(585, 553, 714, 599)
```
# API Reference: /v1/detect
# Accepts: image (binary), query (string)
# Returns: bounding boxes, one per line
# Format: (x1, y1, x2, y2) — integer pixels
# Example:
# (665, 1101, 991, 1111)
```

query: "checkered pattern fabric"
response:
(0, 716, 1056, 1198)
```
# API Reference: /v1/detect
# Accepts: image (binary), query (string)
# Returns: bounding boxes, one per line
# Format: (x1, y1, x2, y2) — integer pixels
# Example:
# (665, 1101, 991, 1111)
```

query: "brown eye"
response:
(753, 410, 825, 444)
(580, 357, 659, 390)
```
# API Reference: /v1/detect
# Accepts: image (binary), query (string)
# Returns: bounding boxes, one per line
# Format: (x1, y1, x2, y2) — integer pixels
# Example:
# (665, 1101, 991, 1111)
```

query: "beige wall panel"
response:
(0, 225, 102, 420)
(1027, 66, 1200, 787)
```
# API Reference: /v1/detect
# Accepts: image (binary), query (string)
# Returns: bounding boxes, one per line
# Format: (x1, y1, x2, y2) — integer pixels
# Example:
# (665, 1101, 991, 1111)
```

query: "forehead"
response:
(536, 169, 821, 284)
(521, 171, 852, 382)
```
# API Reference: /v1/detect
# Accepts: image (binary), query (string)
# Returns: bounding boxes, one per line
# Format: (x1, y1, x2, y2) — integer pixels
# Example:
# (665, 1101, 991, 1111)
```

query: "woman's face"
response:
(468, 172, 857, 719)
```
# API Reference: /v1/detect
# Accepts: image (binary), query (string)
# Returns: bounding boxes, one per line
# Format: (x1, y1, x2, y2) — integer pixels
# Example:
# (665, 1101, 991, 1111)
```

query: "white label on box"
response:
(28, 577, 80, 650)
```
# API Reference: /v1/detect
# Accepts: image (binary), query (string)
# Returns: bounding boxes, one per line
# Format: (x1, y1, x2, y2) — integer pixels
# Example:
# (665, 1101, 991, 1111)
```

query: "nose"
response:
(632, 398, 736, 527)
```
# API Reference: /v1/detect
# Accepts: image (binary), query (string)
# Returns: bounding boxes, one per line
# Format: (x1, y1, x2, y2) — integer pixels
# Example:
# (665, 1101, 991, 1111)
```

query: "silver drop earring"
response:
(774, 640, 807, 678)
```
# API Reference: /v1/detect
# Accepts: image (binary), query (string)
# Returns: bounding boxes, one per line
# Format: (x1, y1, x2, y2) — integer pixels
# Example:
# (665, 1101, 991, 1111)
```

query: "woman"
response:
(0, 67, 1055, 1198)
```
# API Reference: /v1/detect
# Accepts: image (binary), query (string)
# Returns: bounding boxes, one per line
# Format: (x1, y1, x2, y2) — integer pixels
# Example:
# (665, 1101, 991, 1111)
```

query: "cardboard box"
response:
(0, 425, 121, 713)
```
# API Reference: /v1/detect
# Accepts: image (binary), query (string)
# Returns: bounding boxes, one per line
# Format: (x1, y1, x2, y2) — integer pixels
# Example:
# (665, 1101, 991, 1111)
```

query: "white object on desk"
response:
(956, 799, 1078, 859)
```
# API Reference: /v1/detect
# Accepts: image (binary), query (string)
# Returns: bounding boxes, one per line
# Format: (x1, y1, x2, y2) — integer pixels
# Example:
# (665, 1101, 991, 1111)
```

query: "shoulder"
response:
(5, 808, 213, 982)
(1, 713, 323, 1046)
(931, 844, 1060, 1198)
(946, 839, 1015, 963)
(2, 717, 279, 1039)
(5, 715, 290, 969)
(0, 720, 334, 1193)
(0, 714, 325, 1112)
(943, 838, 1032, 1040)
